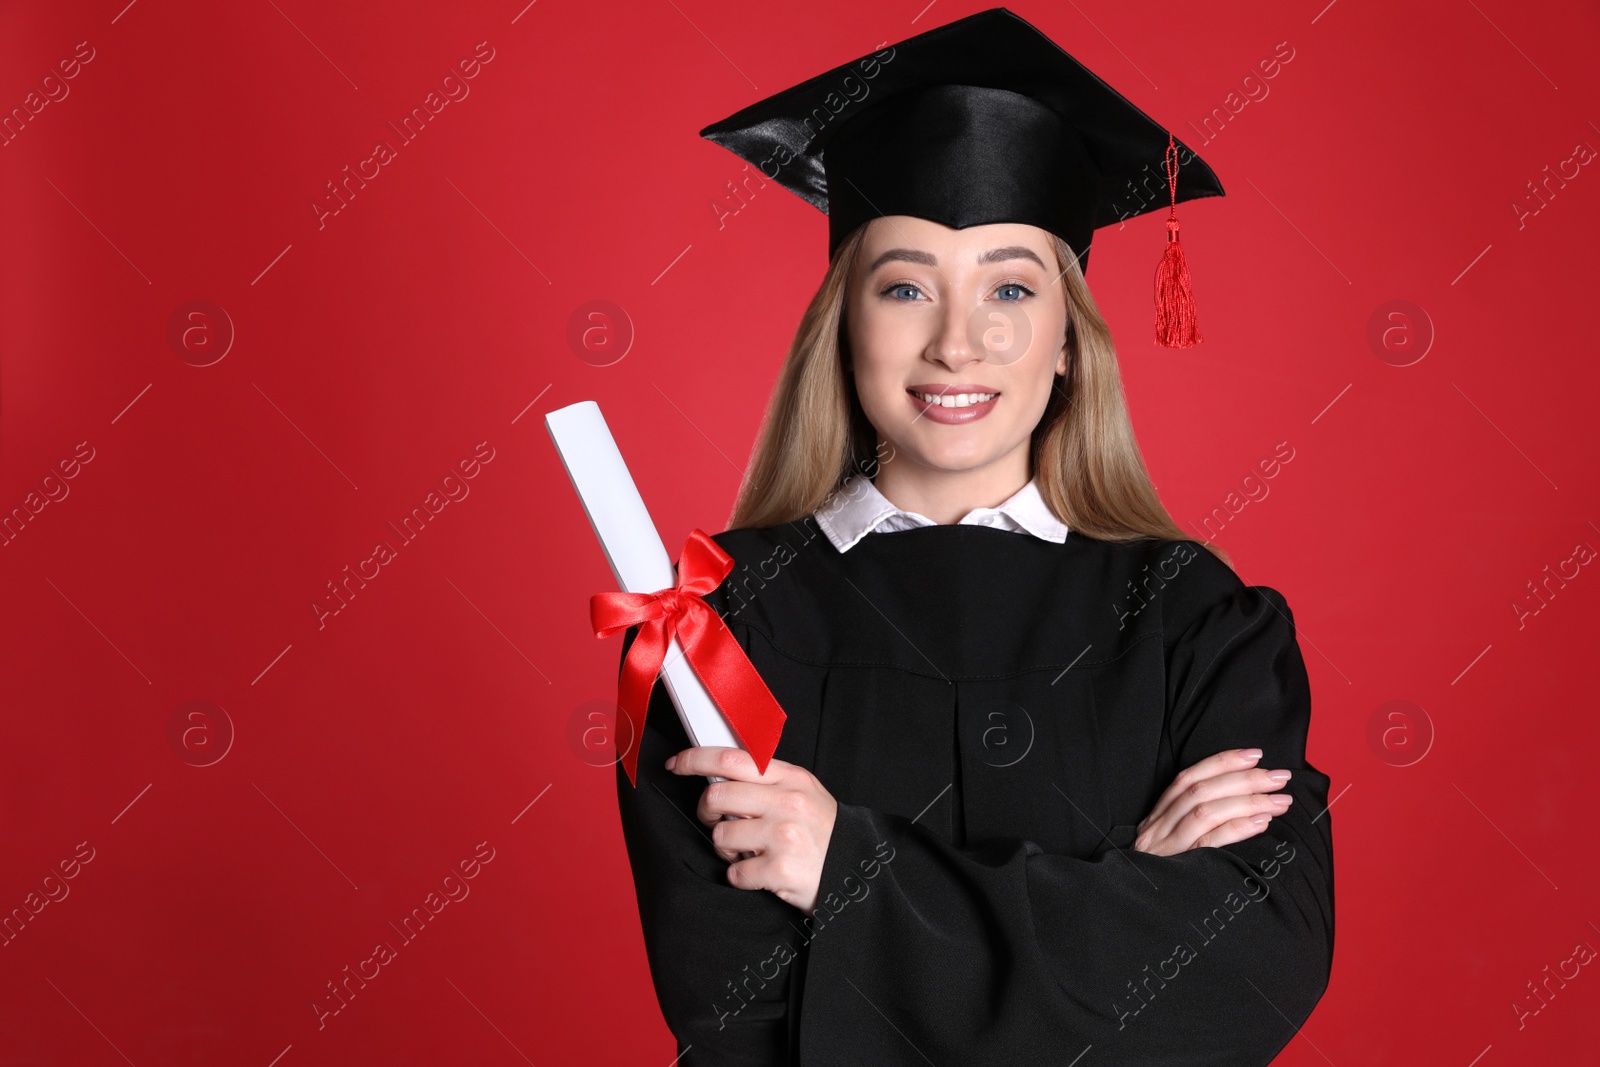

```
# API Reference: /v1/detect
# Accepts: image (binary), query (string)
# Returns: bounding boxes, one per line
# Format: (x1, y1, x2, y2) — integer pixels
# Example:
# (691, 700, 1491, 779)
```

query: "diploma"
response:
(545, 399, 785, 789)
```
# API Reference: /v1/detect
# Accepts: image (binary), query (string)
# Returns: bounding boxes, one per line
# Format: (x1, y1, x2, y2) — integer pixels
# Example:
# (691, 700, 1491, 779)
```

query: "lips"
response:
(906, 384, 1000, 409)
(905, 383, 1000, 396)
(906, 386, 1000, 424)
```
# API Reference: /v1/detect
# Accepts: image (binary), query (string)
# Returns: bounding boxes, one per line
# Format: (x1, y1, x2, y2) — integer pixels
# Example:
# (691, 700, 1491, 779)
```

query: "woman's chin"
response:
(896, 447, 1005, 476)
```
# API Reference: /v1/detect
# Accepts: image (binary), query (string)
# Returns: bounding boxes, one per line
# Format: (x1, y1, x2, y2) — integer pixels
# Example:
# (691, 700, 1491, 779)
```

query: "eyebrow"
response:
(866, 245, 1048, 273)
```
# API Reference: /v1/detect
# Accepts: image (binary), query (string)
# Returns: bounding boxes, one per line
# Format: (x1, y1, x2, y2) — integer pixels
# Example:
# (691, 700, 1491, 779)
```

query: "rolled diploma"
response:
(545, 399, 743, 786)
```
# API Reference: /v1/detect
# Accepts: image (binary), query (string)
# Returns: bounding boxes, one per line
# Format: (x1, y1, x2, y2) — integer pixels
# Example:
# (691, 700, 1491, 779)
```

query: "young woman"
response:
(612, 9, 1334, 1065)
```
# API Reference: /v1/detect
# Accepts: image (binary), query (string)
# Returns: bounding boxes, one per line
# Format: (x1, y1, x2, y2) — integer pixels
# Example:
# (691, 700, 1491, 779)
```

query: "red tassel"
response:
(1154, 134, 1202, 348)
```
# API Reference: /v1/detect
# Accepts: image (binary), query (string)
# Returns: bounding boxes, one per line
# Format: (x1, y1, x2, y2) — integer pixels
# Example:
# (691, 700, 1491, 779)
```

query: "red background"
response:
(3, 0, 1598, 1063)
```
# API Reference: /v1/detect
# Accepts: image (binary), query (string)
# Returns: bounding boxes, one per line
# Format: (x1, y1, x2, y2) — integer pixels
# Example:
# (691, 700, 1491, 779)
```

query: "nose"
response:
(926, 296, 986, 372)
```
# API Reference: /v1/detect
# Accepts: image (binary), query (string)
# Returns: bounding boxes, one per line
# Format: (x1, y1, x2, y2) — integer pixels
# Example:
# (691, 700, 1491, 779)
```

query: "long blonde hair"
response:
(725, 222, 1229, 568)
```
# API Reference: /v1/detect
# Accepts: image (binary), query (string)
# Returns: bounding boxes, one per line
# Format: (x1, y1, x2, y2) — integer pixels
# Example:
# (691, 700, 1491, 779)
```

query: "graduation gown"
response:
(613, 520, 1335, 1066)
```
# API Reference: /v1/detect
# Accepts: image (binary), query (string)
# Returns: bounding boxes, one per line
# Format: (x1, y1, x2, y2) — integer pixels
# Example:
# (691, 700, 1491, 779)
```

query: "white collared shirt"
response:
(812, 472, 1071, 553)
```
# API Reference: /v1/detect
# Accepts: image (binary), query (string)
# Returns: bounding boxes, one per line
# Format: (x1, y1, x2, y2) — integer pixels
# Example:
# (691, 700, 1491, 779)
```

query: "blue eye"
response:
(877, 281, 1037, 301)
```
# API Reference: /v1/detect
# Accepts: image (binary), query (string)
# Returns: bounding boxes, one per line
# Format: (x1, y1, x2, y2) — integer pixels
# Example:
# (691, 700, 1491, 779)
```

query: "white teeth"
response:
(915, 391, 997, 407)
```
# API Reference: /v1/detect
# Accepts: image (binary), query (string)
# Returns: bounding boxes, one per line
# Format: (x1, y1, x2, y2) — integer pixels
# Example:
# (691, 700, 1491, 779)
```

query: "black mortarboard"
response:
(698, 6, 1226, 347)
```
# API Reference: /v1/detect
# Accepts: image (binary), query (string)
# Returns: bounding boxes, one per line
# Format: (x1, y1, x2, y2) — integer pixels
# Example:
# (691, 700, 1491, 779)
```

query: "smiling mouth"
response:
(905, 388, 1001, 425)
(906, 388, 1000, 408)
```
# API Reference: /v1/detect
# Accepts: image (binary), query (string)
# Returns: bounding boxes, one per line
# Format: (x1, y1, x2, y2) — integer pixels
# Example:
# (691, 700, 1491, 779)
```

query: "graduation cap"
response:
(698, 6, 1225, 348)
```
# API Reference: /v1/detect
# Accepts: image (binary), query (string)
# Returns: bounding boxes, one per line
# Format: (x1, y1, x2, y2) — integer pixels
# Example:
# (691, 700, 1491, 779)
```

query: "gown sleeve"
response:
(795, 569, 1336, 1066)
(612, 623, 805, 1066)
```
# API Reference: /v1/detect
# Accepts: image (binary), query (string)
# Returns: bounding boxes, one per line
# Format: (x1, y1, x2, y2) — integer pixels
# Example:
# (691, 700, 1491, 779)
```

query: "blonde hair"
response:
(726, 223, 1229, 568)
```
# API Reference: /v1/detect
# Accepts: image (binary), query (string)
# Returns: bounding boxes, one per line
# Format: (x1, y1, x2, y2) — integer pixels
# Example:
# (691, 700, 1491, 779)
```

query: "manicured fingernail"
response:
(1239, 749, 1263, 763)
(1250, 813, 1271, 824)
(1267, 770, 1292, 782)
(1270, 795, 1293, 806)
(665, 755, 677, 771)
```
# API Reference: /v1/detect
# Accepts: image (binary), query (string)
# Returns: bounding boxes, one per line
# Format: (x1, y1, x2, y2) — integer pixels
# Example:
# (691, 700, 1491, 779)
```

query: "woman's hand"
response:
(1132, 747, 1294, 856)
(666, 746, 838, 915)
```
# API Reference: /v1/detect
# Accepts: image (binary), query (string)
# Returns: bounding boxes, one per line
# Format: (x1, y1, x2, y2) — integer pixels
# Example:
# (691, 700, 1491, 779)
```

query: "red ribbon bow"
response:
(591, 528, 787, 787)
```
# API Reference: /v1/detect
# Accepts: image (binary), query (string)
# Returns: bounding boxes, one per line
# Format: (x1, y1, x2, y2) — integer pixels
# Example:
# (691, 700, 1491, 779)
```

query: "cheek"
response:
(847, 307, 908, 382)
(854, 366, 900, 418)
(1032, 313, 1069, 376)
(849, 301, 894, 357)
(1021, 324, 1067, 411)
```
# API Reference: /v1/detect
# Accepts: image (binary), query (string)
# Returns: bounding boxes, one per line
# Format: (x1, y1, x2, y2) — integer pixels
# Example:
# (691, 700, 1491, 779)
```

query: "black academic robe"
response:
(613, 520, 1335, 1067)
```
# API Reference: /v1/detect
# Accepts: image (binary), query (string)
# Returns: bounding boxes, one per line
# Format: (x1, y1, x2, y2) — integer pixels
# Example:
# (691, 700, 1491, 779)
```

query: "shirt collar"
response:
(813, 472, 1070, 553)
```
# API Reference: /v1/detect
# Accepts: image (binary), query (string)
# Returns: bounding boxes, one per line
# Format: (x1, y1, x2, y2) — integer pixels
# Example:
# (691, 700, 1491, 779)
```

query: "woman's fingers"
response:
(1139, 764, 1286, 844)
(1174, 790, 1292, 841)
(1173, 766, 1293, 818)
(666, 746, 839, 913)
(694, 778, 777, 826)
(1145, 748, 1262, 820)
(666, 745, 785, 784)
(1138, 800, 1288, 855)
(1134, 748, 1299, 855)
(1188, 814, 1281, 851)
(709, 810, 765, 862)
(1144, 791, 1293, 853)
